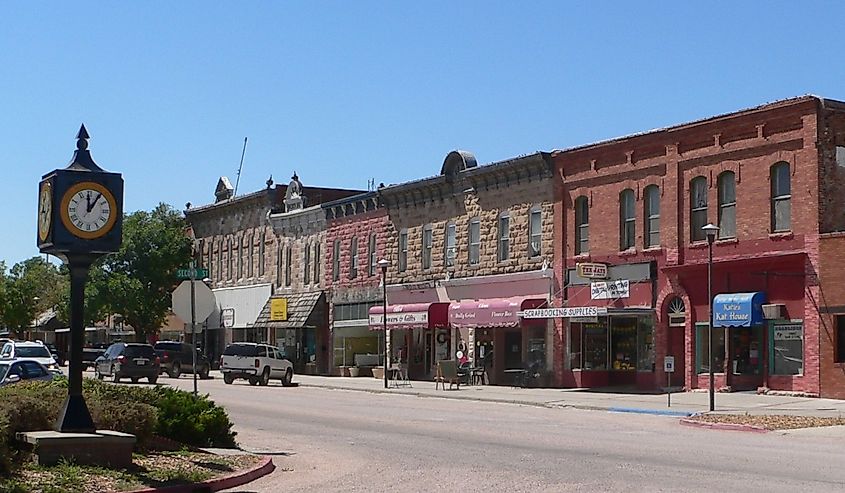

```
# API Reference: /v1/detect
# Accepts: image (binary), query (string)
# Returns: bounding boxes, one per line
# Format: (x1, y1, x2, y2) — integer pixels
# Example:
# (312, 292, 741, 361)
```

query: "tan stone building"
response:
(373, 151, 558, 385)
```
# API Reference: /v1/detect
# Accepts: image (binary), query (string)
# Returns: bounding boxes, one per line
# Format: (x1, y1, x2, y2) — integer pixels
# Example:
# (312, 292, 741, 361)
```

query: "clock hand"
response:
(86, 191, 92, 213)
(90, 192, 103, 212)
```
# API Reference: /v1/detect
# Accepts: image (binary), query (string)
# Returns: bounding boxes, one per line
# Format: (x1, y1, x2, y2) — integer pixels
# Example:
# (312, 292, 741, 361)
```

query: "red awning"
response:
(368, 303, 449, 330)
(448, 297, 548, 329)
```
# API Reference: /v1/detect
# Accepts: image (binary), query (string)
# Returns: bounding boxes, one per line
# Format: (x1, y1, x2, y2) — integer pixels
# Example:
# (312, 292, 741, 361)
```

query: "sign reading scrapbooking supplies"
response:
(519, 306, 609, 319)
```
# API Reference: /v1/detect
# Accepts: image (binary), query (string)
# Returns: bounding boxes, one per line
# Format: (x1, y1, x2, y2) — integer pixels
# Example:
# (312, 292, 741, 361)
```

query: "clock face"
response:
(38, 181, 52, 242)
(59, 181, 118, 240)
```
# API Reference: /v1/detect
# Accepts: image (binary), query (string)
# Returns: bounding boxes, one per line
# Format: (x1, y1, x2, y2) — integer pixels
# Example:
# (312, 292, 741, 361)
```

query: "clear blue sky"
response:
(3, 1, 844, 266)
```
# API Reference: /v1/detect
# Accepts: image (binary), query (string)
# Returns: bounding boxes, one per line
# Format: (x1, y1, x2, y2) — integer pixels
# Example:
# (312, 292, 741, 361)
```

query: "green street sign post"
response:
(176, 267, 208, 280)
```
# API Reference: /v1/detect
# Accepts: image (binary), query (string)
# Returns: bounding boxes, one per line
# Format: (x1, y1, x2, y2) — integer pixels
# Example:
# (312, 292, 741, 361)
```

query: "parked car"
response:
(154, 341, 211, 379)
(94, 343, 160, 384)
(0, 341, 61, 374)
(0, 359, 56, 386)
(220, 342, 294, 386)
(82, 343, 109, 370)
(45, 343, 65, 366)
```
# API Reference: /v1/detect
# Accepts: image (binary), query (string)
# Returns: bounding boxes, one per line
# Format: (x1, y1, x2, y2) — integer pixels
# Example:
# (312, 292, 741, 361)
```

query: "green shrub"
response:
(153, 387, 237, 448)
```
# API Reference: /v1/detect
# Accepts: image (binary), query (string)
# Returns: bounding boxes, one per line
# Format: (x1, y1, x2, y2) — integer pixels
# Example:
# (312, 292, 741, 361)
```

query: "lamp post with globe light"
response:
(377, 258, 390, 389)
(702, 223, 720, 412)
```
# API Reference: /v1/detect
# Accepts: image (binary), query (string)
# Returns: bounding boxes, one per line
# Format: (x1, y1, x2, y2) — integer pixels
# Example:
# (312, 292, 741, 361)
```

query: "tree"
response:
(89, 203, 192, 341)
(0, 257, 66, 337)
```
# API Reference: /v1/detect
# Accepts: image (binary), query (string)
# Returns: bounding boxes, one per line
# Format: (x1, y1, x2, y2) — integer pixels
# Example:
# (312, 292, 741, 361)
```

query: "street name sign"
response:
(176, 267, 209, 280)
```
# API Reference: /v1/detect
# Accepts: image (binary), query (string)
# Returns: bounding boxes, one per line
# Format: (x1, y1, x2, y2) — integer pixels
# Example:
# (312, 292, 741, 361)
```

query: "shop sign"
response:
(590, 280, 630, 300)
(712, 292, 765, 327)
(221, 308, 235, 328)
(270, 298, 288, 321)
(520, 306, 608, 319)
(368, 311, 428, 326)
(773, 325, 802, 341)
(577, 262, 608, 279)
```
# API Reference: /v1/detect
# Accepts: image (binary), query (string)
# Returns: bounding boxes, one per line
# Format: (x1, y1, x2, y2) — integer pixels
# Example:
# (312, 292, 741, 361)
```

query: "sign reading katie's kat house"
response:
(712, 292, 766, 327)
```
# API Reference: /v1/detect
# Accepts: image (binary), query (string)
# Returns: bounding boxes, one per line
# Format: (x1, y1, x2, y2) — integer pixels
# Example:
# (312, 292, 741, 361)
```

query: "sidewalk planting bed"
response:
(687, 414, 845, 430)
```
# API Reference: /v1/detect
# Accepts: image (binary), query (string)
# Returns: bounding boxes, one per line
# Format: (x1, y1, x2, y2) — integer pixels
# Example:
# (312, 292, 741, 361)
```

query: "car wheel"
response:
(95, 368, 104, 380)
(223, 373, 234, 385)
(199, 365, 210, 380)
(148, 376, 158, 385)
(131, 377, 140, 384)
(248, 377, 258, 386)
(169, 362, 181, 379)
(282, 368, 294, 387)
(259, 367, 270, 386)
(112, 371, 121, 384)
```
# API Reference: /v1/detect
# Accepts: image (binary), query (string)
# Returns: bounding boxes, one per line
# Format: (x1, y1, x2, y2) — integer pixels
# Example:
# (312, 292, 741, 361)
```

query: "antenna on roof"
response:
(368, 178, 375, 192)
(233, 137, 248, 196)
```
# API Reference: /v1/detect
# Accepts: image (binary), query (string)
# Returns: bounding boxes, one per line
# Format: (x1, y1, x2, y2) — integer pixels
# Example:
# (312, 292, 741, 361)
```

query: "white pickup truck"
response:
(219, 342, 294, 386)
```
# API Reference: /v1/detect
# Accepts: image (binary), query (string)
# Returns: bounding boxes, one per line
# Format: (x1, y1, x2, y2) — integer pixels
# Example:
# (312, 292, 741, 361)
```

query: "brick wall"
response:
(819, 234, 845, 398)
(325, 209, 390, 293)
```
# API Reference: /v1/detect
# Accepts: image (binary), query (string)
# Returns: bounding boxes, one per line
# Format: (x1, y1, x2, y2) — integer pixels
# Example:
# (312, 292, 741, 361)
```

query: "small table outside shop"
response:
(470, 367, 488, 385)
(504, 368, 529, 388)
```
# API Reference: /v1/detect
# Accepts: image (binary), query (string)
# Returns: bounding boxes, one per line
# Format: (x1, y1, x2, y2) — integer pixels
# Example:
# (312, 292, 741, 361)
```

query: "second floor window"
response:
(771, 162, 791, 232)
(276, 244, 282, 286)
(332, 240, 341, 281)
(285, 246, 292, 286)
(422, 225, 433, 270)
(216, 241, 222, 281)
(368, 233, 377, 276)
(498, 212, 510, 262)
(350, 236, 359, 279)
(313, 242, 321, 284)
(247, 235, 253, 277)
(529, 206, 542, 257)
(690, 176, 708, 242)
(445, 222, 456, 268)
(619, 190, 635, 250)
(258, 232, 266, 277)
(398, 229, 408, 272)
(644, 185, 660, 248)
(304, 242, 311, 284)
(236, 242, 243, 279)
(718, 171, 736, 239)
(227, 238, 233, 280)
(575, 196, 589, 254)
(468, 217, 481, 265)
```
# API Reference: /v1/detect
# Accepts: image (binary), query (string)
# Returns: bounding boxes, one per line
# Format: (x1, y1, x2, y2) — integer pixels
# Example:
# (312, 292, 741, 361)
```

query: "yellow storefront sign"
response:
(270, 298, 288, 321)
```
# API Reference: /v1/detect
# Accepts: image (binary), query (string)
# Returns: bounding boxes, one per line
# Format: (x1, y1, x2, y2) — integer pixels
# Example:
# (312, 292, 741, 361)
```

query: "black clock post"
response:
(38, 125, 124, 433)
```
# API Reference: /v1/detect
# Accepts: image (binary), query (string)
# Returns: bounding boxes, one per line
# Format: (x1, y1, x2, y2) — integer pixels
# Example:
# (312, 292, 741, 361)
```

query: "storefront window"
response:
(583, 322, 608, 370)
(611, 318, 637, 371)
(696, 323, 725, 373)
(527, 326, 546, 373)
(569, 323, 582, 370)
(731, 327, 762, 375)
(770, 323, 803, 375)
(636, 316, 655, 371)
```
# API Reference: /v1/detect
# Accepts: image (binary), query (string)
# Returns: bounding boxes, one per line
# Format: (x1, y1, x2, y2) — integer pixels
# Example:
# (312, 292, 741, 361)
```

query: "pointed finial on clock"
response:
(67, 123, 103, 171)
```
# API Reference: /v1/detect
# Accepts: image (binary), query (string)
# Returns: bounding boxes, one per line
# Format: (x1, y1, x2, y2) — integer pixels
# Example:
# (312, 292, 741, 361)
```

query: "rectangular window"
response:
(695, 323, 726, 373)
(498, 213, 510, 262)
(468, 218, 480, 265)
(304, 243, 311, 284)
(771, 323, 803, 375)
(276, 246, 282, 286)
(247, 236, 253, 277)
(575, 197, 589, 254)
(569, 323, 583, 370)
(237, 244, 243, 279)
(529, 208, 542, 257)
(285, 247, 292, 287)
(258, 233, 266, 277)
(206, 242, 213, 281)
(368, 233, 377, 276)
(644, 186, 660, 248)
(398, 229, 408, 272)
(332, 240, 341, 281)
(313, 243, 320, 284)
(227, 240, 233, 280)
(422, 225, 433, 270)
(583, 323, 608, 370)
(216, 241, 222, 281)
(619, 191, 635, 251)
(835, 316, 845, 363)
(730, 326, 762, 375)
(445, 223, 456, 268)
(350, 237, 359, 279)
(771, 163, 791, 232)
(690, 177, 708, 242)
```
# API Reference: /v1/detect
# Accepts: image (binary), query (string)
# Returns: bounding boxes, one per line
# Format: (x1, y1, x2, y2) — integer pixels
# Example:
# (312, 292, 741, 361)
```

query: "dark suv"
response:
(95, 343, 160, 384)
(154, 341, 211, 379)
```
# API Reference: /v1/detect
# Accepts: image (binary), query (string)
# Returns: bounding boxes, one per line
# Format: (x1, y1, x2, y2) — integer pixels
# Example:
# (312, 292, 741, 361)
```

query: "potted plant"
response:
(372, 366, 384, 380)
(348, 366, 360, 377)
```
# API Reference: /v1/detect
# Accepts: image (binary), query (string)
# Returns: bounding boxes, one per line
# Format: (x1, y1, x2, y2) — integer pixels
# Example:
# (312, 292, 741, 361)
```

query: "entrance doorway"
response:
(504, 331, 522, 369)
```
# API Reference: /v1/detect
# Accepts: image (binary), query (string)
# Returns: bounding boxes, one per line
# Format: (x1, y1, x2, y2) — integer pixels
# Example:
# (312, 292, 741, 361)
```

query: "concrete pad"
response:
(17, 430, 136, 467)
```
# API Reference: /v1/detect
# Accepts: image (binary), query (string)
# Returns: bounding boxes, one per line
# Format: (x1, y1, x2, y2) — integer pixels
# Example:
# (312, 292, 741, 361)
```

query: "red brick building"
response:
(552, 96, 845, 397)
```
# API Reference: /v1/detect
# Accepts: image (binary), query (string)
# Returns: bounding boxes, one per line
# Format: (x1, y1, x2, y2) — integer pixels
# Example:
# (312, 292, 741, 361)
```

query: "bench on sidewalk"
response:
(434, 360, 460, 390)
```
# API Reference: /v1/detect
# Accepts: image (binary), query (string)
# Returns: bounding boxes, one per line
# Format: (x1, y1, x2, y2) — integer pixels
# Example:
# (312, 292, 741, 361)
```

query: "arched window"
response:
(771, 162, 791, 232)
(717, 172, 736, 239)
(575, 196, 589, 254)
(643, 185, 660, 248)
(619, 189, 635, 250)
(690, 176, 708, 242)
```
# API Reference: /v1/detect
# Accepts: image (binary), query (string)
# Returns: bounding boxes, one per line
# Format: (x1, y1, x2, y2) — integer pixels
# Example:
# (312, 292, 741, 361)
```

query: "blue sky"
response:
(3, 1, 844, 266)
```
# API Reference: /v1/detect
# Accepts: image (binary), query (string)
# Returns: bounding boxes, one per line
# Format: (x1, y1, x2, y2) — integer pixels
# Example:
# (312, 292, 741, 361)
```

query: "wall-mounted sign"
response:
(590, 280, 630, 300)
(368, 311, 429, 326)
(520, 306, 608, 319)
(773, 325, 802, 341)
(270, 298, 288, 321)
(221, 308, 235, 328)
(577, 262, 608, 279)
(712, 292, 765, 328)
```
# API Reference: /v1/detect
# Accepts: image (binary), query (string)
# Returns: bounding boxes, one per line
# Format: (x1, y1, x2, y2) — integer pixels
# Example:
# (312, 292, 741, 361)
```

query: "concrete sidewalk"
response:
(292, 374, 845, 418)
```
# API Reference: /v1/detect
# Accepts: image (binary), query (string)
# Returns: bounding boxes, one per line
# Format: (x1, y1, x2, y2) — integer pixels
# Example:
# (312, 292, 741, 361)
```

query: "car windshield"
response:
(0, 363, 8, 381)
(16, 346, 51, 358)
(223, 344, 257, 357)
(124, 345, 156, 357)
(154, 342, 181, 351)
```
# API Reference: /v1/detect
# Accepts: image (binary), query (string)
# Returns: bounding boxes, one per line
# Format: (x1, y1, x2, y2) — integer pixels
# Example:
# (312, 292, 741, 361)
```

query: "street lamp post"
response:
(702, 223, 720, 412)
(378, 258, 390, 389)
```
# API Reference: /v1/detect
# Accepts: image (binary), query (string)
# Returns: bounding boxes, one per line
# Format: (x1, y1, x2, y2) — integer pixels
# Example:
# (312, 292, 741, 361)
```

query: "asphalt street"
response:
(150, 374, 845, 493)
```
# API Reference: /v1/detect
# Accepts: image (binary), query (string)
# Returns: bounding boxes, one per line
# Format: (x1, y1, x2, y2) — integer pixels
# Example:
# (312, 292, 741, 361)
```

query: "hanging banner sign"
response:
(577, 262, 608, 279)
(591, 280, 630, 300)
(519, 306, 608, 319)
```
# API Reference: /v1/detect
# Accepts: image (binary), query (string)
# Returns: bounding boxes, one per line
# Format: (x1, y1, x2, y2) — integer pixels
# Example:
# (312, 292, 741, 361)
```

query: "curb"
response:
(129, 455, 275, 493)
(609, 407, 696, 417)
(679, 418, 768, 433)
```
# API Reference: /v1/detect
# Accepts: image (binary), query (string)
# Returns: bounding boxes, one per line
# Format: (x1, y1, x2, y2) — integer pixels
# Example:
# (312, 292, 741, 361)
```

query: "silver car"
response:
(0, 359, 56, 386)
